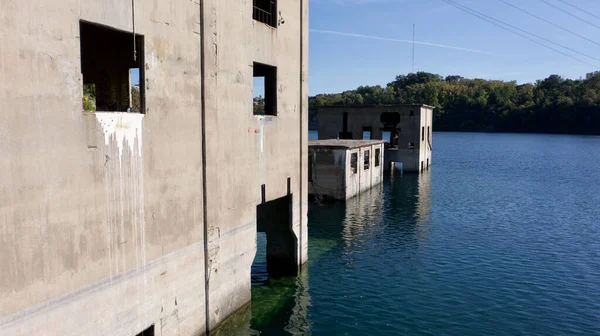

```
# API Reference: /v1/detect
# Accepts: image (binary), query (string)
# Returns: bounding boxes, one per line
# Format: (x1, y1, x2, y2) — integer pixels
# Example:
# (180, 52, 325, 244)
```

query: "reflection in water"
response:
(250, 265, 311, 335)
(225, 173, 432, 335)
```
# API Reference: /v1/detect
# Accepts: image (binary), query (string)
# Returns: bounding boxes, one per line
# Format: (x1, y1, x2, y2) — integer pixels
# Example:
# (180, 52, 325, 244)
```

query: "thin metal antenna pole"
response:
(412, 24, 415, 73)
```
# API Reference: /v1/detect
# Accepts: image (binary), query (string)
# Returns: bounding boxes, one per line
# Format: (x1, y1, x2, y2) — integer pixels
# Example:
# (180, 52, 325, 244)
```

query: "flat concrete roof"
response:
(318, 104, 435, 109)
(309, 139, 385, 149)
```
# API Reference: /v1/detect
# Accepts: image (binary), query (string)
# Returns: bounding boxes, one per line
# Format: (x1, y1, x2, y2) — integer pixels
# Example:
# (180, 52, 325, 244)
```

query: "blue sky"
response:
(308, 0, 600, 95)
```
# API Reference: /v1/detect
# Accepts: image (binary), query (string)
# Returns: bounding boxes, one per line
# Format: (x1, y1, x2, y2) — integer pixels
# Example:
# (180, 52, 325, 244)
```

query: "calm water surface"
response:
(227, 132, 600, 335)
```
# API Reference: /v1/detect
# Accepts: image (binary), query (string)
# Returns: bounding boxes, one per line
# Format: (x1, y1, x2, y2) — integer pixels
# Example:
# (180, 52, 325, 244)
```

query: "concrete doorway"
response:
(255, 194, 298, 278)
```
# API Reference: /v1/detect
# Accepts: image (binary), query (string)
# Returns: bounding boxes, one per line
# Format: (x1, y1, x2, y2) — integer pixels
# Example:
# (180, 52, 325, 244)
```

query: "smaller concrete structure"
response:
(308, 140, 385, 200)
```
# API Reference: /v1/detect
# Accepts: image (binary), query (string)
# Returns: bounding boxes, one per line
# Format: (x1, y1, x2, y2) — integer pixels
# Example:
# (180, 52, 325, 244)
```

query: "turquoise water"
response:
(240, 132, 600, 335)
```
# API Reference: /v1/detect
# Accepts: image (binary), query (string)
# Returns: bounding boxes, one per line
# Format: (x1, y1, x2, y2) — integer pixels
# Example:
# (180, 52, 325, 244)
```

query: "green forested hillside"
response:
(309, 72, 600, 135)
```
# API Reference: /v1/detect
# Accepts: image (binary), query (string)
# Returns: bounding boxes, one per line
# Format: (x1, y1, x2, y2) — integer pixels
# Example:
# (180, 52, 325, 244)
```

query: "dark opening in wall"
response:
(255, 195, 297, 278)
(80, 21, 145, 113)
(253, 0, 277, 27)
(375, 148, 380, 167)
(308, 154, 313, 183)
(350, 153, 358, 174)
(253, 62, 277, 116)
(409, 110, 415, 116)
(362, 126, 372, 140)
(364, 150, 370, 170)
(338, 132, 353, 139)
(136, 325, 154, 336)
(422, 127, 425, 141)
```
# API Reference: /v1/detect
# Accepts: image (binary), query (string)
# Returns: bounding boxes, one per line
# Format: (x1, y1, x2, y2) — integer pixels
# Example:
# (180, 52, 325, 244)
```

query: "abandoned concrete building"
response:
(0, 0, 308, 335)
(308, 140, 385, 200)
(317, 105, 433, 173)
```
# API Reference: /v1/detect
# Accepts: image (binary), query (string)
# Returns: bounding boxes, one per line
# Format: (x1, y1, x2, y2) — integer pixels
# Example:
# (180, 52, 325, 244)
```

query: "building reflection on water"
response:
(341, 171, 433, 252)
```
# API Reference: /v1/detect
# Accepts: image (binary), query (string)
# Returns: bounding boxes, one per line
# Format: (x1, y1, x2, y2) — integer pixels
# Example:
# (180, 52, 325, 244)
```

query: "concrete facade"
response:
(317, 105, 433, 173)
(308, 140, 385, 200)
(0, 0, 308, 335)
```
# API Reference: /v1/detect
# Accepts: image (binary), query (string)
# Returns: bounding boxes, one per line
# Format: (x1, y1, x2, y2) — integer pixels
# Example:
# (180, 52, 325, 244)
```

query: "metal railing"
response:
(253, 1, 276, 27)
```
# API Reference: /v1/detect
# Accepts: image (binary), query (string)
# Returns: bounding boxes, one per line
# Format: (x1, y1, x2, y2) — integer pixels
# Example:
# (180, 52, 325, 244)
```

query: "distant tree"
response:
(308, 71, 600, 135)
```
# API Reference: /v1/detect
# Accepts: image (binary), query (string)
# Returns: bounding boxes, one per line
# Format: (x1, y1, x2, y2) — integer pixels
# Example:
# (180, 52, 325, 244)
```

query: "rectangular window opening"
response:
(382, 131, 391, 143)
(308, 154, 313, 183)
(80, 21, 145, 113)
(253, 62, 277, 116)
(253, 0, 277, 28)
(362, 127, 372, 140)
(338, 132, 353, 140)
(409, 110, 415, 116)
(421, 127, 425, 141)
(375, 148, 381, 167)
(350, 153, 358, 174)
(364, 150, 370, 170)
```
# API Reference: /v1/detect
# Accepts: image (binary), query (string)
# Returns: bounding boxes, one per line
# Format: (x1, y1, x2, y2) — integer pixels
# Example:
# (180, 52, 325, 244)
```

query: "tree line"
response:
(309, 72, 600, 135)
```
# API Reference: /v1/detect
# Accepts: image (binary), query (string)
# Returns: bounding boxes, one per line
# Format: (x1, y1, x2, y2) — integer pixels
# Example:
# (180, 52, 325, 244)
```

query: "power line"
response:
(556, 0, 600, 22)
(441, 0, 600, 68)
(540, 0, 600, 31)
(499, 0, 600, 49)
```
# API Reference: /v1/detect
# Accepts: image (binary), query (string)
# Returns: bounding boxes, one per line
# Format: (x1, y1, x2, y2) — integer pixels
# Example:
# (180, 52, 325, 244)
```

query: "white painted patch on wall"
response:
(95, 112, 144, 159)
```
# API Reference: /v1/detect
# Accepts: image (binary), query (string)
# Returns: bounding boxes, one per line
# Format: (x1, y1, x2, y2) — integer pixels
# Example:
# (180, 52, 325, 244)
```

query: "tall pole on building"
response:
(412, 24, 415, 73)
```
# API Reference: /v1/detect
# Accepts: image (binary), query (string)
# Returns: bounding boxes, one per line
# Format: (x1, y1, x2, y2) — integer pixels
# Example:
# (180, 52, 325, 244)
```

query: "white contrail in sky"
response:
(309, 29, 495, 55)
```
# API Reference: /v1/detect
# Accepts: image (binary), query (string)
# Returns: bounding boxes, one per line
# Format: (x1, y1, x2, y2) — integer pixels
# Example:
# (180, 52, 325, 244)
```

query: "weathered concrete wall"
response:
(318, 105, 432, 173)
(308, 148, 346, 200)
(346, 143, 384, 199)
(1, 0, 308, 335)
(0, 1, 205, 335)
(201, 0, 308, 331)
(309, 142, 383, 200)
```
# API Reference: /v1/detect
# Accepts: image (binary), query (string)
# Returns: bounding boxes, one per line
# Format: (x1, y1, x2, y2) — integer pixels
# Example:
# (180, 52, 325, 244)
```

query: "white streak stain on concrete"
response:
(95, 112, 144, 159)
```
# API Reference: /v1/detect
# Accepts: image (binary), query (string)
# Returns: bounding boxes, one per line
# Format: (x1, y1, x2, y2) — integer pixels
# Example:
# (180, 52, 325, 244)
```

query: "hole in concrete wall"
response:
(364, 150, 370, 170)
(80, 20, 145, 113)
(375, 148, 381, 167)
(253, 0, 277, 27)
(253, 62, 277, 116)
(252, 232, 269, 285)
(255, 195, 297, 278)
(136, 324, 154, 336)
(338, 132, 353, 139)
(362, 126, 372, 140)
(382, 131, 391, 143)
(410, 110, 415, 116)
(308, 154, 313, 183)
(422, 127, 425, 141)
(350, 153, 358, 174)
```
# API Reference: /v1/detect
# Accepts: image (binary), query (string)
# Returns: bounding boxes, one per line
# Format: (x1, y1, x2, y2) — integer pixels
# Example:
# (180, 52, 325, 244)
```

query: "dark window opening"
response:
(253, 0, 277, 28)
(382, 131, 391, 143)
(350, 153, 358, 174)
(409, 110, 415, 116)
(362, 126, 372, 140)
(427, 126, 430, 142)
(422, 127, 425, 141)
(338, 132, 353, 139)
(80, 21, 145, 113)
(136, 325, 154, 336)
(375, 148, 380, 167)
(253, 62, 277, 116)
(421, 161, 424, 172)
(364, 150, 370, 170)
(343, 112, 348, 132)
(308, 154, 313, 183)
